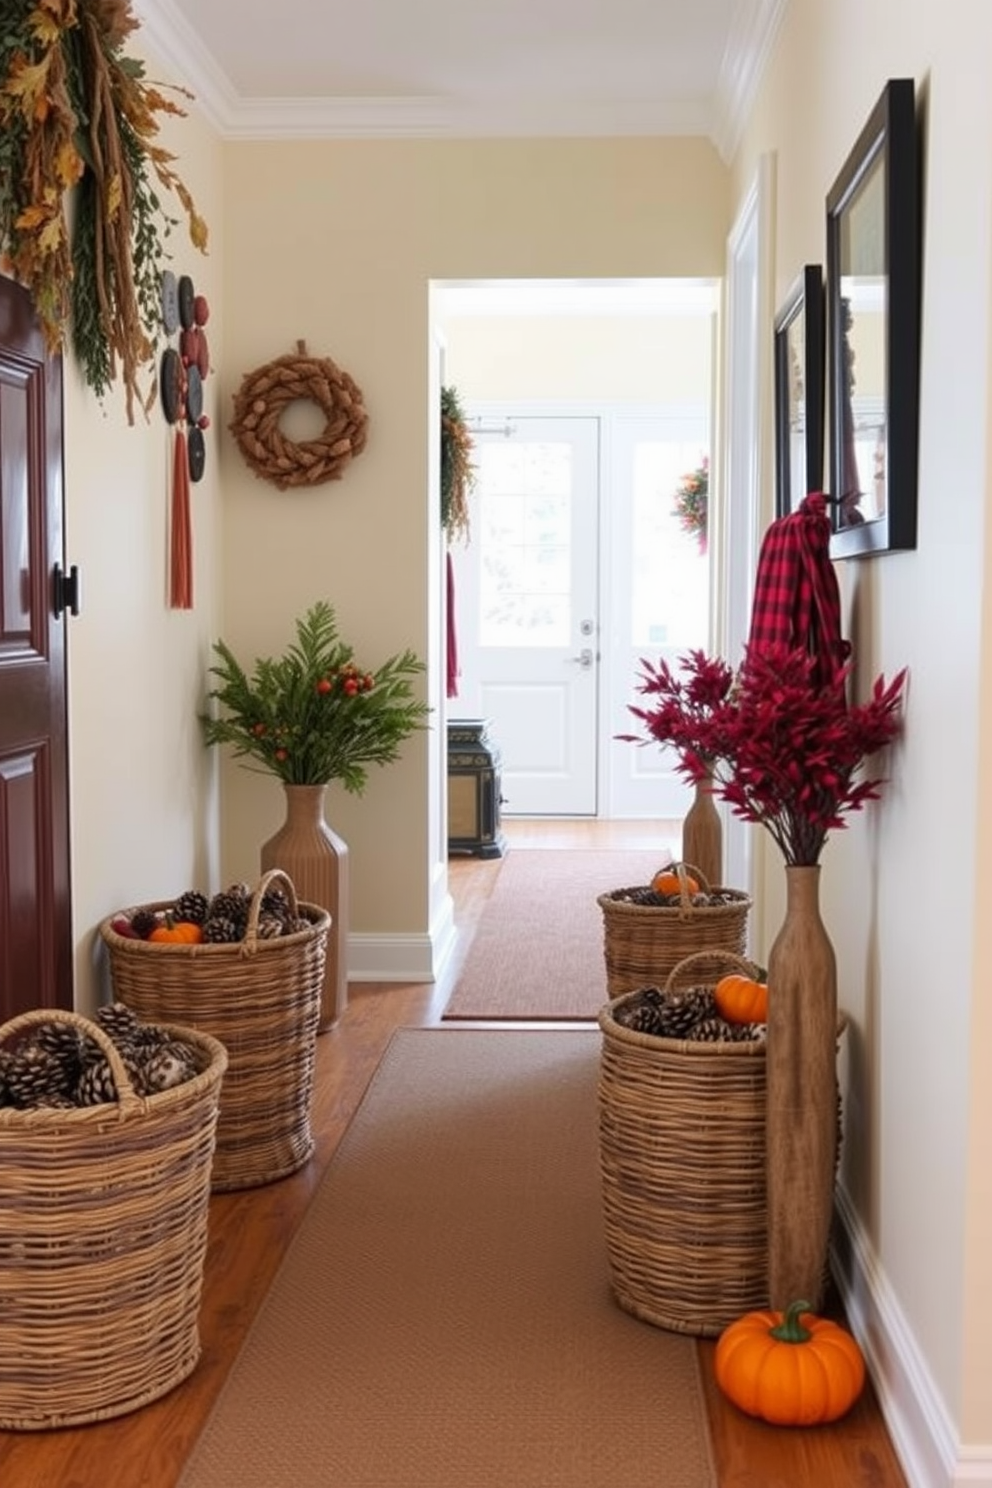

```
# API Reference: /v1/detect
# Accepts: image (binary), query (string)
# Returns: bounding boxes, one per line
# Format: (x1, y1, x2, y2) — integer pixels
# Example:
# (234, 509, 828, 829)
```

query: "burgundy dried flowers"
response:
(625, 645, 907, 866)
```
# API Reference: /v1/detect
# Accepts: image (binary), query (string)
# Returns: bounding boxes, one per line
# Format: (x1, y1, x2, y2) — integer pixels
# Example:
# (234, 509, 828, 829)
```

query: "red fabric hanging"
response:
(170, 429, 193, 610)
(446, 550, 459, 698)
(747, 492, 849, 689)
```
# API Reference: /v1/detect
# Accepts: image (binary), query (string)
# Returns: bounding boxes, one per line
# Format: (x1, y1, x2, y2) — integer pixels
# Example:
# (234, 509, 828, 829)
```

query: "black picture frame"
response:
(774, 265, 825, 518)
(826, 77, 920, 557)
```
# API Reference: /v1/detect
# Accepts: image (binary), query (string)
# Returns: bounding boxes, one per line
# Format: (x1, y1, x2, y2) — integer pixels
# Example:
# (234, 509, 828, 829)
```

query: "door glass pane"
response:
(478, 440, 572, 646)
(631, 441, 709, 649)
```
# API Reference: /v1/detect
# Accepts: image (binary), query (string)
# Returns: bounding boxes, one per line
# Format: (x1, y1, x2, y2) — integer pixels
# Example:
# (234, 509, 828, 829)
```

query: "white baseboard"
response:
(833, 1185, 992, 1488)
(344, 897, 458, 985)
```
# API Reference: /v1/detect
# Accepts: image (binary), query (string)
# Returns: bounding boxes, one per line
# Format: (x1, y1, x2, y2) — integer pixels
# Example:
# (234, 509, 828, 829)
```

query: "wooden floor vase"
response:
(261, 783, 349, 1031)
(765, 863, 838, 1311)
(681, 769, 722, 889)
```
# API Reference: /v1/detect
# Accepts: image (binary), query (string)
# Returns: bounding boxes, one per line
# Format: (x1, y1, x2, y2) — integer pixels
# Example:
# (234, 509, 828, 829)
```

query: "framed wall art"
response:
(774, 265, 825, 518)
(826, 77, 920, 557)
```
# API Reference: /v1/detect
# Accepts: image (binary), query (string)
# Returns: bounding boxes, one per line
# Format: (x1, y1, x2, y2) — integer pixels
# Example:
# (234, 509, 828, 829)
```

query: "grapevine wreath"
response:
(229, 341, 369, 490)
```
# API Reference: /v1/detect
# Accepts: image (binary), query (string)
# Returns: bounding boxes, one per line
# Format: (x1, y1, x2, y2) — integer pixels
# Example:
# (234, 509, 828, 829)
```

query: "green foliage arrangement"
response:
(440, 385, 474, 544)
(202, 601, 430, 793)
(0, 0, 208, 423)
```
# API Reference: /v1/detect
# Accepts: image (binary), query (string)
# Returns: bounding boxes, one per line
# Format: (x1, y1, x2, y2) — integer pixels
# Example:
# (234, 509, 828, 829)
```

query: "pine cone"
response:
(284, 915, 312, 936)
(135, 1043, 198, 1093)
(261, 886, 291, 924)
(75, 1055, 118, 1105)
(129, 908, 160, 939)
(208, 887, 250, 935)
(202, 915, 243, 944)
(173, 889, 210, 926)
(686, 1015, 758, 1042)
(611, 886, 664, 907)
(256, 914, 285, 940)
(655, 986, 716, 1037)
(612, 987, 668, 1035)
(4, 1045, 71, 1107)
(33, 1021, 87, 1088)
(95, 1001, 141, 1046)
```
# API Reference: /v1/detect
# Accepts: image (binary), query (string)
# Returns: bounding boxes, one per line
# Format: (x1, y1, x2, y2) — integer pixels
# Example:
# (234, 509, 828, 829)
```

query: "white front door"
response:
(450, 416, 600, 815)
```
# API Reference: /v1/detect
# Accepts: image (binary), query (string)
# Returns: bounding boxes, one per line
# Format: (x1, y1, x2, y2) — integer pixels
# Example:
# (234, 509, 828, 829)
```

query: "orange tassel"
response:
(170, 429, 193, 609)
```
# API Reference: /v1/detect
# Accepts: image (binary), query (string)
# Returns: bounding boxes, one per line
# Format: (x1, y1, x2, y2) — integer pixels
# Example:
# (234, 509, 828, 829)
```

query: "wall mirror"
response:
(774, 265, 825, 517)
(826, 77, 920, 557)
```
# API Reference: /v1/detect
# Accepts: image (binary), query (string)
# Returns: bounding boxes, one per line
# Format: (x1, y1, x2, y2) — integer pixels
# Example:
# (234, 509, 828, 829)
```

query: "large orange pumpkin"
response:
(714, 1300, 866, 1425)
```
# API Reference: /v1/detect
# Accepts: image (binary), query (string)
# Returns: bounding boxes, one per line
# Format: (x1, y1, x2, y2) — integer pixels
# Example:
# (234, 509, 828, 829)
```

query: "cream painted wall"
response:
(439, 311, 714, 402)
(215, 138, 729, 945)
(64, 44, 225, 1013)
(731, 0, 992, 1465)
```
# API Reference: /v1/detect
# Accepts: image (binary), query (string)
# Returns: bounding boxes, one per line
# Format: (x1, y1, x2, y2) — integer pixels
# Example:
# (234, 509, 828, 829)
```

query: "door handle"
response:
(568, 647, 594, 670)
(53, 563, 80, 618)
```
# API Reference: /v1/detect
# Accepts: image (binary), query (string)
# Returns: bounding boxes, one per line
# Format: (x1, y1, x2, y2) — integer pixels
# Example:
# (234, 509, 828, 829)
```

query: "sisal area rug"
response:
(180, 1029, 715, 1488)
(443, 848, 668, 1020)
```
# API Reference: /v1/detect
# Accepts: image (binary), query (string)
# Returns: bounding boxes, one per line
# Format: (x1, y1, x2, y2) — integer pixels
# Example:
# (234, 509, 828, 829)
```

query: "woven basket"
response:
(597, 949, 770, 1337)
(0, 1008, 227, 1430)
(99, 869, 328, 1192)
(597, 861, 751, 999)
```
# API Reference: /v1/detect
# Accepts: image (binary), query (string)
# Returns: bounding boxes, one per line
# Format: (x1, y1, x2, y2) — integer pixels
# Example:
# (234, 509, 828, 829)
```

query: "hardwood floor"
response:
(0, 820, 908, 1487)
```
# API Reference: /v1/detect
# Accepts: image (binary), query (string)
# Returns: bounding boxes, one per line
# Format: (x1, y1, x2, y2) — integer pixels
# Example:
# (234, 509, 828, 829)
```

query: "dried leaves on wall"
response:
(0, 0, 208, 423)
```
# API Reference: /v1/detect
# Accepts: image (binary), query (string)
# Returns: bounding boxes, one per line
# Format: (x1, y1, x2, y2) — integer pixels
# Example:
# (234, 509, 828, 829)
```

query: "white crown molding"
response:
(218, 95, 712, 143)
(712, 0, 790, 164)
(131, 0, 714, 143)
(131, 0, 238, 135)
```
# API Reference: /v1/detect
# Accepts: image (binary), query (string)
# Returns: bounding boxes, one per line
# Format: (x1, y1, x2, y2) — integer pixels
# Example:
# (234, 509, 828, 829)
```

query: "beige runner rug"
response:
(180, 1029, 715, 1488)
(443, 848, 668, 1020)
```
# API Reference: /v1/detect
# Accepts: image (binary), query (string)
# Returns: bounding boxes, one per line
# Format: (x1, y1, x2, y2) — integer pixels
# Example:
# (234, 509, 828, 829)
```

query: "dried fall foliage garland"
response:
(440, 385, 474, 544)
(0, 0, 208, 423)
(229, 342, 369, 491)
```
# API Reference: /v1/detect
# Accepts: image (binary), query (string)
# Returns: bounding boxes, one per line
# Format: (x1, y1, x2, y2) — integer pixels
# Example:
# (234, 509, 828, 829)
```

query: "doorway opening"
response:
(435, 278, 719, 823)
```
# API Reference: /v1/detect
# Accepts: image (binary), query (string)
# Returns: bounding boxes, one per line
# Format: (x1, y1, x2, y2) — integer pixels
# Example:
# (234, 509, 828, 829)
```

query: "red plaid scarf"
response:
(747, 493, 850, 688)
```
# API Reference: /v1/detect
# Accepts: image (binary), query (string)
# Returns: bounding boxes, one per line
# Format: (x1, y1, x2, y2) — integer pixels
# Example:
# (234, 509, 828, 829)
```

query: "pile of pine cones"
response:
(0, 1003, 203, 1110)
(611, 984, 765, 1043)
(607, 885, 743, 909)
(112, 882, 311, 946)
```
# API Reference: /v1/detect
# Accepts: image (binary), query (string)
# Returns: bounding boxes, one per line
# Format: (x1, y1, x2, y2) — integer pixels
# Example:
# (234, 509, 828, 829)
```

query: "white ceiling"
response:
(132, 0, 786, 160)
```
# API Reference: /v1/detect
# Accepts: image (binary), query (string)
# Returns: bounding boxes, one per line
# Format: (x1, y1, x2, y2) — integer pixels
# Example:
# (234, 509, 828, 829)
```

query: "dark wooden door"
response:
(0, 273, 73, 1020)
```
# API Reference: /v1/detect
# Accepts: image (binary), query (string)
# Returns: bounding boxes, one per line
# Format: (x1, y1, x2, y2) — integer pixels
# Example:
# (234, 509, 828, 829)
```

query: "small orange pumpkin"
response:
(714, 971, 768, 1024)
(651, 867, 699, 897)
(714, 1300, 866, 1425)
(149, 914, 203, 945)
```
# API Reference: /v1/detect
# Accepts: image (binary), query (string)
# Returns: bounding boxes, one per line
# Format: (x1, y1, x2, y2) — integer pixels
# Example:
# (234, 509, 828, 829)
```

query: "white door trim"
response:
(717, 152, 776, 903)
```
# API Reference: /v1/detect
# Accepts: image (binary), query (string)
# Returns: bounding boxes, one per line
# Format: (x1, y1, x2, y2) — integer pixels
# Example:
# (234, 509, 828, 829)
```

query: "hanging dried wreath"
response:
(229, 341, 369, 491)
(0, 0, 208, 424)
(440, 385, 474, 544)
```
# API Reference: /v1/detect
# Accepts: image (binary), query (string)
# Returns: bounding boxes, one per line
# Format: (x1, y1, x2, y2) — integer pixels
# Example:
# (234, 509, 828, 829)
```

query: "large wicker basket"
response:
(597, 950, 770, 1337)
(99, 869, 328, 1192)
(597, 861, 751, 999)
(0, 1008, 227, 1430)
